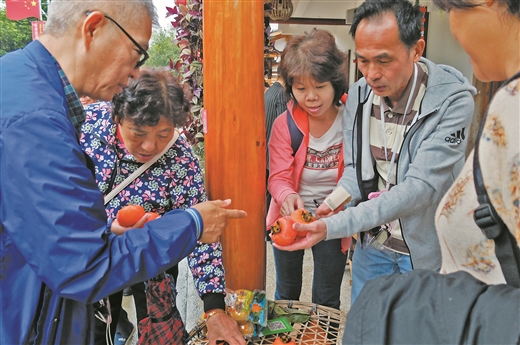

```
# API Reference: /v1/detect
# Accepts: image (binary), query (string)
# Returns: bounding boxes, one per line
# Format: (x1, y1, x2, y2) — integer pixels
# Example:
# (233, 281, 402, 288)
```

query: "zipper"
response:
(394, 107, 437, 268)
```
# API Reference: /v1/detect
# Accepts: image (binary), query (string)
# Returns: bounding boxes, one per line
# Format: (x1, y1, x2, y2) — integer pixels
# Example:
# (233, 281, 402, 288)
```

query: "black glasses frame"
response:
(85, 11, 149, 68)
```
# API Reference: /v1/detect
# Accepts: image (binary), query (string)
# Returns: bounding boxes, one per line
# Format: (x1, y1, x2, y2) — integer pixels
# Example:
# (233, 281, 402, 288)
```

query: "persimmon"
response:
(145, 212, 160, 223)
(290, 208, 314, 238)
(273, 335, 296, 345)
(269, 217, 297, 246)
(290, 208, 315, 224)
(116, 204, 145, 227)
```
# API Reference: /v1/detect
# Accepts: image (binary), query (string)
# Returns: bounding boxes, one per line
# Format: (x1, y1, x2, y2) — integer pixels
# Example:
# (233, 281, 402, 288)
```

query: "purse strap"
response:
(104, 130, 179, 205)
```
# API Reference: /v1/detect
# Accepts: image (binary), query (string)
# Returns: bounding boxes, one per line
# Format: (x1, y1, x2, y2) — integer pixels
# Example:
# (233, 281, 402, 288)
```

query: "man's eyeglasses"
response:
(85, 11, 149, 68)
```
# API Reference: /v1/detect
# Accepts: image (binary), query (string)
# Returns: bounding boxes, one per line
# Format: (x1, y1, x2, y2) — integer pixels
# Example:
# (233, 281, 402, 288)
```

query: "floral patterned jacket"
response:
(435, 74, 520, 284)
(80, 101, 225, 307)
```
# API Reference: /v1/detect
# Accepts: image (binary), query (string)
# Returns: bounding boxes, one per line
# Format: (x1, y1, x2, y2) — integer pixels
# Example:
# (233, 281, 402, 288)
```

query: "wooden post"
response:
(203, 0, 266, 291)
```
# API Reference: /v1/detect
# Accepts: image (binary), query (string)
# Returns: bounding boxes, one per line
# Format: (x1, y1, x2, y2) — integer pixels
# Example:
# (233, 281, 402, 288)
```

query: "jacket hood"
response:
(419, 58, 477, 115)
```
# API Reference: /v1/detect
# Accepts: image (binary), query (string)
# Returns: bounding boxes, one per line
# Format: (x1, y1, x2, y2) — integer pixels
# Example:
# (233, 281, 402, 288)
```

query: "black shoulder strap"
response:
(286, 107, 303, 157)
(473, 79, 520, 287)
(354, 88, 377, 202)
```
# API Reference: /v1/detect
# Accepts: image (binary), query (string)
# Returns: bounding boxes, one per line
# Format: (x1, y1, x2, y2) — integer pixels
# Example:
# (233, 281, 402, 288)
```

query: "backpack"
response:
(286, 107, 303, 157)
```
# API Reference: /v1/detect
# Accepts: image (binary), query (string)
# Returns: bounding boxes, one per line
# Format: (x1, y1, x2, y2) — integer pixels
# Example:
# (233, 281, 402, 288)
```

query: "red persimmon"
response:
(290, 208, 314, 238)
(270, 216, 297, 246)
(145, 212, 160, 223)
(117, 204, 145, 227)
(273, 335, 296, 345)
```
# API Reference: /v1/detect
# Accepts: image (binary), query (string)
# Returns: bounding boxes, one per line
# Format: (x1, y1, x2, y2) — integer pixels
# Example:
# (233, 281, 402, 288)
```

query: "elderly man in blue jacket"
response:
(0, 1, 246, 344)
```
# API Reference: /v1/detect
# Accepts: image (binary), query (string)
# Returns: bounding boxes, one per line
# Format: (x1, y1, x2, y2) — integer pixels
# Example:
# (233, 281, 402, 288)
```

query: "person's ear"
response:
(413, 39, 426, 62)
(82, 11, 105, 49)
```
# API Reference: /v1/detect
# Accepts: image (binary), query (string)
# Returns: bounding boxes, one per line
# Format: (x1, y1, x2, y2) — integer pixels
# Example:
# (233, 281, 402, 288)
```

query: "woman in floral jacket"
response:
(81, 68, 244, 345)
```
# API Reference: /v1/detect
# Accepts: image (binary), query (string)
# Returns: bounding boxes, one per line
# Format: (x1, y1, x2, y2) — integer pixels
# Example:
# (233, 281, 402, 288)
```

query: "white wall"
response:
(274, 0, 474, 86)
(426, 7, 474, 81)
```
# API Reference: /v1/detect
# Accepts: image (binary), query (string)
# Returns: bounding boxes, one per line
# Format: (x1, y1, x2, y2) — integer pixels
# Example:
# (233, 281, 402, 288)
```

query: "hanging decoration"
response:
(268, 0, 293, 21)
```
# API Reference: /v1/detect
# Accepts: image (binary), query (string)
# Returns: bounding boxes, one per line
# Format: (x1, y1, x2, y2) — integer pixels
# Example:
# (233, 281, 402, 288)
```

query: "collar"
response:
(52, 57, 86, 134)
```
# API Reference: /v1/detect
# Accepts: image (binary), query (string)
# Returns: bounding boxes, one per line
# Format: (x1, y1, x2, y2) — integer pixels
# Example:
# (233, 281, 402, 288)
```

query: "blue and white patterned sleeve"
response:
(171, 138, 227, 310)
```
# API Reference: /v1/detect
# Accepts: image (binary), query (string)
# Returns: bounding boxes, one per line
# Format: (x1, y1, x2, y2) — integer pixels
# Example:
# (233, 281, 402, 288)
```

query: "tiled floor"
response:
(123, 247, 352, 344)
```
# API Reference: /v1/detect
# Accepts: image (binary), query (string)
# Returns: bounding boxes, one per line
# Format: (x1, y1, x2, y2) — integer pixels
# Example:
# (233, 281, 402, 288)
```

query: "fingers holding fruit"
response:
(280, 194, 303, 217)
(111, 205, 160, 235)
(145, 212, 161, 222)
(132, 211, 160, 228)
(117, 204, 146, 227)
(269, 208, 316, 245)
(290, 209, 314, 238)
(272, 219, 328, 251)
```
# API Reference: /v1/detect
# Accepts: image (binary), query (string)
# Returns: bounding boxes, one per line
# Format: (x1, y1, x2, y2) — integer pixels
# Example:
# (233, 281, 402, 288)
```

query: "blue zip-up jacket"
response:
(323, 58, 476, 271)
(1, 40, 201, 344)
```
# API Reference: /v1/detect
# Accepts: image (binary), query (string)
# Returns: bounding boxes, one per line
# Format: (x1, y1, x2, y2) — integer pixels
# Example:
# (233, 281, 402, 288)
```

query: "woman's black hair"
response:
(111, 68, 192, 128)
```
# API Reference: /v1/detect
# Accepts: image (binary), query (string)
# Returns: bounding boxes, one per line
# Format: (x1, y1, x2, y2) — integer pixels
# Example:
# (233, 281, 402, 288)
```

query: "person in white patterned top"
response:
(342, 0, 519, 343)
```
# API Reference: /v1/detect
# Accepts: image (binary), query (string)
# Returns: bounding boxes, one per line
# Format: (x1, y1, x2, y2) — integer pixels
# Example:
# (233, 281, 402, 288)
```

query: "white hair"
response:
(44, 0, 159, 36)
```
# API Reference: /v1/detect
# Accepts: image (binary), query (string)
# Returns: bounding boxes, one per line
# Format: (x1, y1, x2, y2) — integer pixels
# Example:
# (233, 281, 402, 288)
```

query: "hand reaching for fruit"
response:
(280, 193, 304, 217)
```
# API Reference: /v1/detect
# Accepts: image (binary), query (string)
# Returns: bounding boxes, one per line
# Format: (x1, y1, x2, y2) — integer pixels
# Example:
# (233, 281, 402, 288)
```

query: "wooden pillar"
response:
(203, 0, 266, 291)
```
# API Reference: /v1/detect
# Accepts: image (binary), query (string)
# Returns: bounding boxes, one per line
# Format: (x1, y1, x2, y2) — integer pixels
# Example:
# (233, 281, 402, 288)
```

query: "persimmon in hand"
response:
(116, 204, 145, 227)
(144, 212, 160, 223)
(290, 208, 314, 238)
(269, 217, 297, 246)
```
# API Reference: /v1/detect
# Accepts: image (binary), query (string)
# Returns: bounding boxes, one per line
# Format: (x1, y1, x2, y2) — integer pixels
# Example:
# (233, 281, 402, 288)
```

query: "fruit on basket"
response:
(273, 335, 296, 345)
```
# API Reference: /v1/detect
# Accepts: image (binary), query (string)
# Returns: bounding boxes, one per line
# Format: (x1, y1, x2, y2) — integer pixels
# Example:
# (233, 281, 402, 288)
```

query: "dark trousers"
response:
(273, 239, 347, 309)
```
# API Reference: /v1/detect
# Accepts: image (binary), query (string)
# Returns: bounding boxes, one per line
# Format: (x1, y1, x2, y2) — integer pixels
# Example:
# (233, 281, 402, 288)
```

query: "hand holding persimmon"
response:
(269, 217, 297, 246)
(116, 204, 145, 227)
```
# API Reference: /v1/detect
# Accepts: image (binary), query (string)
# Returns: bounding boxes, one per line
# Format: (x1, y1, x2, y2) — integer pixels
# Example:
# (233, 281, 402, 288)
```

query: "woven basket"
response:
(187, 300, 346, 344)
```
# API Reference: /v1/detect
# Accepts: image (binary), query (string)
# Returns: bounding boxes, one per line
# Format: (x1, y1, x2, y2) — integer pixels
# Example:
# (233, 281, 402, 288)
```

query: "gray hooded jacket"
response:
(324, 58, 476, 270)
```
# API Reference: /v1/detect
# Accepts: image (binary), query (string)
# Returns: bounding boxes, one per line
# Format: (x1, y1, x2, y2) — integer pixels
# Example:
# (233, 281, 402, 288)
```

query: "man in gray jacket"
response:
(273, 0, 476, 304)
